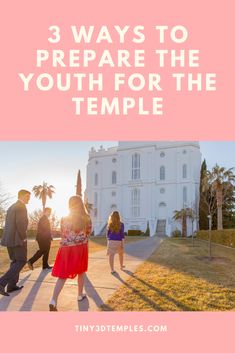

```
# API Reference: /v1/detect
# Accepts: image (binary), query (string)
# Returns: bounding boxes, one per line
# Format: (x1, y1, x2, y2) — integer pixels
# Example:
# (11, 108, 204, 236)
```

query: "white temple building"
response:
(85, 141, 201, 236)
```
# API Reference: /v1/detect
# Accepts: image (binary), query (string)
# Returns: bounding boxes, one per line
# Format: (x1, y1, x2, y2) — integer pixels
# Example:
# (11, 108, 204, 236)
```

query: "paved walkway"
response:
(0, 237, 162, 311)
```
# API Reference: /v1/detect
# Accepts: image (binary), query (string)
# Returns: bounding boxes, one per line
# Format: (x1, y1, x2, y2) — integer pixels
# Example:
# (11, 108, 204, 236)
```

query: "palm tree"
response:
(187, 208, 196, 245)
(173, 208, 190, 237)
(210, 165, 235, 230)
(32, 182, 55, 211)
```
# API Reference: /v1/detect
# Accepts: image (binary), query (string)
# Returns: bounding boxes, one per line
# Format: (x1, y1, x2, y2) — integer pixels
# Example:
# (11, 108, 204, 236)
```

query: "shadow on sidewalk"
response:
(19, 270, 49, 311)
(77, 274, 105, 311)
(0, 274, 31, 311)
(123, 236, 163, 260)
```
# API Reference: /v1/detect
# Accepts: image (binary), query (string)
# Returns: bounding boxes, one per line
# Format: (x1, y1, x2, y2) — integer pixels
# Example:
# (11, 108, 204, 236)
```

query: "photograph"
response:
(0, 141, 234, 312)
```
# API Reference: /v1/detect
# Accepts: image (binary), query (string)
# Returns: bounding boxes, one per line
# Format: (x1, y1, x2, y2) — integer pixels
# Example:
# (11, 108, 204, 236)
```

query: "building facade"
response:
(85, 141, 201, 236)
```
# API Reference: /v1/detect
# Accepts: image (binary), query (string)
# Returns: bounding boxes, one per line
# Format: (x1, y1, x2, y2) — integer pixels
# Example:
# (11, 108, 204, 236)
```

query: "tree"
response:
(32, 182, 55, 211)
(28, 209, 60, 231)
(173, 208, 192, 237)
(199, 159, 209, 230)
(210, 165, 235, 230)
(222, 184, 235, 228)
(50, 212, 60, 231)
(0, 184, 11, 228)
(200, 170, 217, 219)
(84, 194, 93, 214)
(187, 207, 197, 246)
(145, 221, 150, 236)
(76, 170, 82, 196)
(200, 170, 219, 258)
(28, 209, 43, 230)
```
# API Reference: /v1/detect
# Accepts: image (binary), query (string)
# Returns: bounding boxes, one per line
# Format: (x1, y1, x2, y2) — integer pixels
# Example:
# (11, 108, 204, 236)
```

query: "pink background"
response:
(0, 0, 235, 351)
(1, 312, 235, 352)
(0, 0, 235, 140)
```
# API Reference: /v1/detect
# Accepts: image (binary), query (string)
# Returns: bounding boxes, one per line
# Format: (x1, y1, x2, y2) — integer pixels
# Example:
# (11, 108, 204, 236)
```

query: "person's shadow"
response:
(77, 274, 108, 311)
(0, 274, 31, 311)
(110, 269, 192, 311)
(19, 270, 49, 311)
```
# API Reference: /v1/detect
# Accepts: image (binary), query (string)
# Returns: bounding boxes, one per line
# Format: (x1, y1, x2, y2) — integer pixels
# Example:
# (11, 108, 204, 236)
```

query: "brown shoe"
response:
(27, 261, 34, 270)
(49, 304, 58, 311)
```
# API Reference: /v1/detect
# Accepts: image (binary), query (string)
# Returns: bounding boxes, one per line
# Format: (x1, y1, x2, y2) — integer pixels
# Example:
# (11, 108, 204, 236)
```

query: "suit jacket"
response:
(36, 215, 51, 242)
(1, 200, 28, 247)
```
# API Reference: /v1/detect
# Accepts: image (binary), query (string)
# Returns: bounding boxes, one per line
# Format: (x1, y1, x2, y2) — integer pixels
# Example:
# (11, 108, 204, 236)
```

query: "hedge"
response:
(196, 229, 235, 248)
(0, 229, 61, 239)
(127, 230, 145, 236)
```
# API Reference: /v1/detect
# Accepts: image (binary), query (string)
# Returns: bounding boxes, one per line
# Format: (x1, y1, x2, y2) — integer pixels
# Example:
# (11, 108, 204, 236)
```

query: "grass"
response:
(0, 235, 145, 275)
(101, 238, 235, 311)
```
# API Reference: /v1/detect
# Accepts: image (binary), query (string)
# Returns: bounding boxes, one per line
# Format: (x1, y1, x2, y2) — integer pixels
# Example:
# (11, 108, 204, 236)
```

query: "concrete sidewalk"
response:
(0, 236, 162, 311)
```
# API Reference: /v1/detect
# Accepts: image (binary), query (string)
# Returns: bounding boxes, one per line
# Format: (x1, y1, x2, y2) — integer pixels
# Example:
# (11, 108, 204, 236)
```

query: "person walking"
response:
(106, 211, 125, 274)
(0, 189, 30, 296)
(49, 196, 92, 311)
(28, 207, 53, 270)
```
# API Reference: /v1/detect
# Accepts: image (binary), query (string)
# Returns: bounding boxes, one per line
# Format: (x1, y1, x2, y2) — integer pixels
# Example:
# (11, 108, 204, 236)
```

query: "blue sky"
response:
(0, 141, 234, 218)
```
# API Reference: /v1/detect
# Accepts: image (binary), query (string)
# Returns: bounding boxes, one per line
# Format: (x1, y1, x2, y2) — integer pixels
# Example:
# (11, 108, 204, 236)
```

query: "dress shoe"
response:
(43, 266, 53, 270)
(49, 304, 58, 311)
(0, 285, 10, 296)
(77, 293, 87, 301)
(7, 285, 24, 293)
(27, 261, 34, 270)
(49, 299, 57, 311)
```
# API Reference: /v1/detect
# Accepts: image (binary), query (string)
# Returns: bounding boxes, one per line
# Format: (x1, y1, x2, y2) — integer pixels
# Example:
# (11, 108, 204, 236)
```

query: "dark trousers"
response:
(0, 244, 27, 289)
(28, 239, 51, 269)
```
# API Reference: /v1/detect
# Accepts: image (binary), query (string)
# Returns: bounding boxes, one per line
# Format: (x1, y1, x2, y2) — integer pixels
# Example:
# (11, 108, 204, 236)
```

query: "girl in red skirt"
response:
(49, 195, 92, 311)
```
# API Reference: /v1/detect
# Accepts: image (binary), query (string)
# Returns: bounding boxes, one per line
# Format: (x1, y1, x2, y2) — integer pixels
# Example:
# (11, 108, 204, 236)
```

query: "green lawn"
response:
(101, 238, 235, 311)
(0, 236, 145, 275)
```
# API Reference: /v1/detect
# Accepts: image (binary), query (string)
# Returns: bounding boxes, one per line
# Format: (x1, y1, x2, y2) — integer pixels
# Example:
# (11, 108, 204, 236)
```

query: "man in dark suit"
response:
(28, 207, 53, 270)
(0, 189, 30, 296)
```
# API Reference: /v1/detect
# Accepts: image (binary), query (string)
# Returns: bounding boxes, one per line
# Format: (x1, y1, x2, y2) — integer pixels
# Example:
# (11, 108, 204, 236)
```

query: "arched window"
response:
(112, 171, 117, 184)
(160, 166, 165, 180)
(94, 173, 98, 186)
(183, 186, 187, 205)
(131, 188, 140, 217)
(183, 164, 187, 179)
(132, 153, 140, 180)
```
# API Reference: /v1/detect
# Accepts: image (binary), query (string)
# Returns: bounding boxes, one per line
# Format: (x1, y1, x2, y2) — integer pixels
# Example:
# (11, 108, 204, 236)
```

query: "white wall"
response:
(85, 142, 201, 236)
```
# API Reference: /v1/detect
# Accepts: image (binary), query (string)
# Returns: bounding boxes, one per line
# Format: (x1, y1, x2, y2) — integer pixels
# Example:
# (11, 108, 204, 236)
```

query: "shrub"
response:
(128, 230, 143, 236)
(145, 221, 150, 237)
(0, 228, 61, 240)
(196, 229, 235, 248)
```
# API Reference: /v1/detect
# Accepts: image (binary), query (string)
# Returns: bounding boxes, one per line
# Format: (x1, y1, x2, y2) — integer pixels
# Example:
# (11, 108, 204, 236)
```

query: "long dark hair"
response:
(67, 195, 91, 232)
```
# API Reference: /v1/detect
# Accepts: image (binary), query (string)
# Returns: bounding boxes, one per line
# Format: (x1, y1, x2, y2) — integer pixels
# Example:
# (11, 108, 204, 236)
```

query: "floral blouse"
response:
(60, 217, 92, 247)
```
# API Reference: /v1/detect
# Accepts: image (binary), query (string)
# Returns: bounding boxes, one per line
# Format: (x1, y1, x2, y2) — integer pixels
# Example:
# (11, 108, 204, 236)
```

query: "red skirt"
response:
(52, 243, 88, 279)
